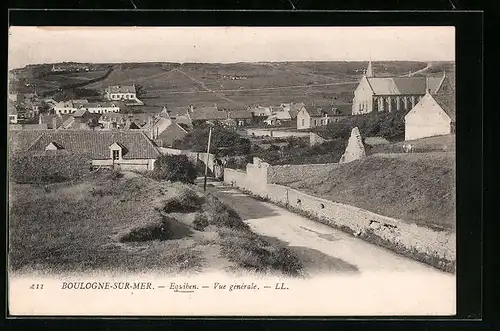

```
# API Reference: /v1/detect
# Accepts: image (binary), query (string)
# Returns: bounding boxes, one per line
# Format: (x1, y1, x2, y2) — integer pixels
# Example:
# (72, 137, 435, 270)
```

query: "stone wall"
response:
(267, 163, 340, 185)
(222, 159, 456, 272)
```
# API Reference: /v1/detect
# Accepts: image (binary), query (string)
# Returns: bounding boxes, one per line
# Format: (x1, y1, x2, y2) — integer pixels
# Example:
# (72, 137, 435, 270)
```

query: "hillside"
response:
(281, 153, 456, 231)
(9, 170, 303, 276)
(9, 61, 454, 113)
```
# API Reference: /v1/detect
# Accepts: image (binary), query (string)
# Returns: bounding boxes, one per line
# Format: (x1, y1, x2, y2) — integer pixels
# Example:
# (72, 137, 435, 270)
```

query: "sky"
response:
(8, 26, 455, 69)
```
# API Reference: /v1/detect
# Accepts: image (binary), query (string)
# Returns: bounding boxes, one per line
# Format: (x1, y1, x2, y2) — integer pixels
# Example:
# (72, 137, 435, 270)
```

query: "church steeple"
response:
(365, 61, 374, 77)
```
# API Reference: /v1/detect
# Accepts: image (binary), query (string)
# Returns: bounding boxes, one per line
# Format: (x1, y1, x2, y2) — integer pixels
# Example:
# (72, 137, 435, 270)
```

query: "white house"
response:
(54, 100, 120, 115)
(296, 107, 341, 130)
(404, 91, 455, 141)
(105, 85, 143, 105)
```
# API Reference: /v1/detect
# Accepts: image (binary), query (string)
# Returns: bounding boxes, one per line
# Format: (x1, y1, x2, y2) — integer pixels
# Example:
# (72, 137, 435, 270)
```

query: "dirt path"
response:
(203, 179, 454, 277)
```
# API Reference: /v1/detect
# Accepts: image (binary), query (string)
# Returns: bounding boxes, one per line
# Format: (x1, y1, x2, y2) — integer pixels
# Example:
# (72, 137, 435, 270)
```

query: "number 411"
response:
(29, 284, 44, 290)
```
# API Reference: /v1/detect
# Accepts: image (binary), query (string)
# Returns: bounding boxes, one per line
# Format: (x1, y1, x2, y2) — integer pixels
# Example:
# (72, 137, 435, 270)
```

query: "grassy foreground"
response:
(9, 170, 302, 276)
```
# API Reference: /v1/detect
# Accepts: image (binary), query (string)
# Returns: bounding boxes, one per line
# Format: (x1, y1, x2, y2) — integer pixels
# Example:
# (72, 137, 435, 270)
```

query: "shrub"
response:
(151, 154, 197, 184)
(204, 195, 250, 231)
(193, 213, 209, 231)
(162, 189, 204, 213)
(119, 216, 172, 242)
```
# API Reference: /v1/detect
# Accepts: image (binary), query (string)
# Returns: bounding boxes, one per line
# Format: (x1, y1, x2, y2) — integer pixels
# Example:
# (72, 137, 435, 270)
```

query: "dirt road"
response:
(202, 179, 453, 277)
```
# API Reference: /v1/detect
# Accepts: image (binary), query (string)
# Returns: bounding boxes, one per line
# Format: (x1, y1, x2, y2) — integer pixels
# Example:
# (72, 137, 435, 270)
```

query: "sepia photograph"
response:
(8, 26, 457, 316)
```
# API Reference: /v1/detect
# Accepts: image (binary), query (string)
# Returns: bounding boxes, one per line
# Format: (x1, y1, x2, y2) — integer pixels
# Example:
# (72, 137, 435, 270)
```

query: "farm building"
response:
(296, 107, 342, 130)
(352, 61, 452, 115)
(404, 91, 455, 141)
(24, 130, 160, 171)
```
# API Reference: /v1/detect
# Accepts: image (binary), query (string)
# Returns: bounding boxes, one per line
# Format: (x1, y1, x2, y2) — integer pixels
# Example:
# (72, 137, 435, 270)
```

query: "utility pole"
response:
(203, 126, 213, 192)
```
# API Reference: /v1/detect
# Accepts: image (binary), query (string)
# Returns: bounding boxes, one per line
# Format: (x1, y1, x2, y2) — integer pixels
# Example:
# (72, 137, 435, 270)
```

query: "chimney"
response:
(38, 115, 43, 125)
(147, 115, 153, 127)
(52, 117, 58, 130)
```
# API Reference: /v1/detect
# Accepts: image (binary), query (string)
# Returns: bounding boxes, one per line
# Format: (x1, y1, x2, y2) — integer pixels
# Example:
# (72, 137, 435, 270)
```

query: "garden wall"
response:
(267, 163, 340, 185)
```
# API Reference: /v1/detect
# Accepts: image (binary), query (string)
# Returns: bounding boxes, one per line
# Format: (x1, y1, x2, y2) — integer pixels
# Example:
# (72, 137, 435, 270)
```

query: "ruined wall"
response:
(267, 163, 339, 185)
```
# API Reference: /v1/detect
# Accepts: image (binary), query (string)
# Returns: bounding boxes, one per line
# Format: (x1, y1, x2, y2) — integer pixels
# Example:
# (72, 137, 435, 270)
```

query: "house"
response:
(352, 61, 452, 115)
(105, 85, 143, 105)
(288, 102, 306, 120)
(404, 91, 455, 141)
(154, 123, 189, 147)
(54, 100, 120, 115)
(226, 110, 253, 126)
(81, 102, 121, 114)
(142, 113, 173, 140)
(297, 107, 341, 130)
(161, 106, 193, 128)
(25, 130, 160, 171)
(250, 106, 272, 118)
(9, 104, 18, 124)
(54, 100, 89, 115)
(98, 113, 127, 129)
(39, 114, 71, 129)
(189, 106, 228, 125)
(60, 109, 95, 130)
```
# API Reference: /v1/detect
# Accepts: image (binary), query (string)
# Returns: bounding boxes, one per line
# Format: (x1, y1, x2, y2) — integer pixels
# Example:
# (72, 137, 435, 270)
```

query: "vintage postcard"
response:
(7, 26, 456, 316)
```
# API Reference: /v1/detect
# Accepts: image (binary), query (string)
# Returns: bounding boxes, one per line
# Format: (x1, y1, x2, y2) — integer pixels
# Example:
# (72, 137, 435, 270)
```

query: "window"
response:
(112, 150, 120, 160)
(301, 119, 305, 127)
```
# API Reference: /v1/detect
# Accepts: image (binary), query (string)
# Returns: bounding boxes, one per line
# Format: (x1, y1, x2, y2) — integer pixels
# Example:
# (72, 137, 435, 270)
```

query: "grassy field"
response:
(9, 170, 303, 276)
(46, 61, 446, 112)
(282, 152, 455, 232)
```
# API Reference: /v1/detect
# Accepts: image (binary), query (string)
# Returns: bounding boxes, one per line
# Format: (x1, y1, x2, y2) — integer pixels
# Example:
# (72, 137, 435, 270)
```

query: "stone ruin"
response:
(339, 127, 366, 163)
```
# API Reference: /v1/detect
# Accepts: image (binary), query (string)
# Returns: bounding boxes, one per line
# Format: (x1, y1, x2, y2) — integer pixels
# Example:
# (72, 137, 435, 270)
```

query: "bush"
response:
(119, 216, 172, 242)
(151, 154, 197, 184)
(204, 195, 250, 231)
(162, 189, 204, 213)
(193, 213, 210, 231)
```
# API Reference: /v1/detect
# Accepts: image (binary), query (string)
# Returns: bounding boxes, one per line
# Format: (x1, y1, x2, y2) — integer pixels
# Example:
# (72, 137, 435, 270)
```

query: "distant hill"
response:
(10, 61, 455, 112)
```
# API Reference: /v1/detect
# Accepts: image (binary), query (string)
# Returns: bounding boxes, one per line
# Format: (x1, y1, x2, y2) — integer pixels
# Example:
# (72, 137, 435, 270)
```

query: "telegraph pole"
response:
(203, 126, 213, 192)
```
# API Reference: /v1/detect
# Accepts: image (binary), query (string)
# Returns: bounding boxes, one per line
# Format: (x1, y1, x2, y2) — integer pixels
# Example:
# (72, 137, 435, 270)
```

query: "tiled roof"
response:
(99, 113, 125, 122)
(190, 107, 228, 121)
(156, 123, 188, 147)
(434, 93, 456, 122)
(366, 75, 447, 96)
(9, 130, 50, 154)
(106, 85, 136, 94)
(73, 109, 90, 118)
(84, 102, 119, 108)
(26, 130, 160, 160)
(308, 107, 339, 117)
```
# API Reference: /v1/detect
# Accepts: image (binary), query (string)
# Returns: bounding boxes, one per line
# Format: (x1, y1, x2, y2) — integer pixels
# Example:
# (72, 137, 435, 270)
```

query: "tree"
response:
(152, 154, 197, 184)
(135, 84, 147, 98)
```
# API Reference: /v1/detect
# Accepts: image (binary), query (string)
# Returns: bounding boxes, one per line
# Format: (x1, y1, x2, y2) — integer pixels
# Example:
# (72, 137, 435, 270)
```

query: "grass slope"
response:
(9, 170, 302, 276)
(39, 61, 439, 112)
(284, 153, 455, 231)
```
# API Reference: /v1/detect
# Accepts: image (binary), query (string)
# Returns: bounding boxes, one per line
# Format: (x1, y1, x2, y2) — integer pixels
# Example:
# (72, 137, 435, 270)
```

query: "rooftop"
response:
(106, 85, 136, 94)
(26, 130, 159, 160)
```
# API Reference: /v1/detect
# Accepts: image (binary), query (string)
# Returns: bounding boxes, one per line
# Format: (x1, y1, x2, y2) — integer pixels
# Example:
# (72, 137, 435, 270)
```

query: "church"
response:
(351, 61, 451, 115)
